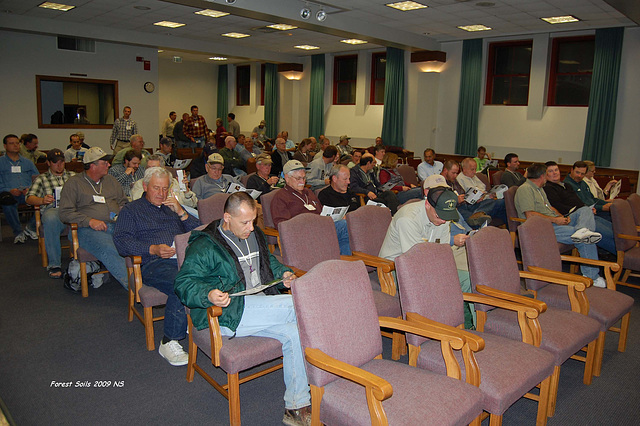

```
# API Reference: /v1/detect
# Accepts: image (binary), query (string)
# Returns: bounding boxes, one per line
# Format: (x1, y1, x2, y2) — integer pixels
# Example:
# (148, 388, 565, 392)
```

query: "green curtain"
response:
(381, 47, 405, 147)
(582, 27, 624, 167)
(455, 39, 483, 156)
(308, 54, 325, 140)
(216, 64, 228, 123)
(264, 63, 279, 139)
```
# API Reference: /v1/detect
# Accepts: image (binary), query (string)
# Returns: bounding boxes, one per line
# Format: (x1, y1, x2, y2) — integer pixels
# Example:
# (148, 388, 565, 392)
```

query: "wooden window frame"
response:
(370, 52, 386, 105)
(485, 40, 533, 106)
(333, 55, 358, 105)
(236, 65, 250, 106)
(547, 35, 595, 107)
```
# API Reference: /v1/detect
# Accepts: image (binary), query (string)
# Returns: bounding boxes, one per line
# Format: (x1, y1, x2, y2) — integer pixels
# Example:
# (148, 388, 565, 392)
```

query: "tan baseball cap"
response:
(207, 153, 224, 165)
(255, 153, 272, 165)
(339, 134, 350, 142)
(83, 147, 112, 164)
(422, 174, 450, 191)
(283, 160, 305, 174)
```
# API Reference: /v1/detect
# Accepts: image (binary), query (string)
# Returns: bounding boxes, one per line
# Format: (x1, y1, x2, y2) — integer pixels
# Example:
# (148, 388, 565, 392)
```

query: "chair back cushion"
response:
(176, 224, 207, 269)
(518, 216, 562, 291)
(504, 185, 520, 234)
(395, 243, 464, 347)
(261, 188, 281, 228)
(239, 172, 253, 187)
(627, 193, 640, 227)
(292, 259, 382, 387)
(611, 199, 637, 252)
(397, 164, 419, 186)
(475, 172, 490, 191)
(197, 193, 231, 226)
(346, 205, 392, 256)
(279, 214, 340, 271)
(491, 170, 504, 186)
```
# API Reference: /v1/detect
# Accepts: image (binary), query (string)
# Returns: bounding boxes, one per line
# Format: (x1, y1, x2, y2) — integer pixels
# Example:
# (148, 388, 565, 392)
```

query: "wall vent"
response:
(57, 36, 96, 53)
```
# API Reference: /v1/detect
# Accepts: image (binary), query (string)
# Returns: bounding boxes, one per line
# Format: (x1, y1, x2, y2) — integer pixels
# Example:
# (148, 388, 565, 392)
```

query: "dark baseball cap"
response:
(427, 187, 459, 221)
(47, 148, 65, 163)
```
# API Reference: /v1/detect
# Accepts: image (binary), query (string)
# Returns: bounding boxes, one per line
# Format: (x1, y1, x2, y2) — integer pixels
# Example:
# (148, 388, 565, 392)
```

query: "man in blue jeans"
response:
(114, 167, 200, 366)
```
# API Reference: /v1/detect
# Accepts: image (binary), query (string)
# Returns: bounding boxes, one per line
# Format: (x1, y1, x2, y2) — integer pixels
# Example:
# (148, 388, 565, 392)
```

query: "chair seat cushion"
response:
(320, 359, 483, 426)
(191, 327, 283, 374)
(623, 246, 640, 270)
(138, 285, 168, 307)
(484, 307, 600, 365)
(77, 247, 99, 262)
(416, 332, 555, 415)
(372, 291, 401, 318)
(537, 285, 634, 331)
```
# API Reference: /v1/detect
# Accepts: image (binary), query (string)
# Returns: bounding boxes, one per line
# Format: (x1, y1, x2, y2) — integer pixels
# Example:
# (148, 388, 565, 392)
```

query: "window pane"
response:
(374, 56, 386, 79)
(509, 76, 529, 105)
(494, 45, 532, 75)
(557, 41, 594, 74)
(337, 57, 357, 80)
(554, 75, 591, 105)
(373, 80, 385, 104)
(237, 65, 250, 106)
(491, 76, 510, 105)
(337, 82, 355, 104)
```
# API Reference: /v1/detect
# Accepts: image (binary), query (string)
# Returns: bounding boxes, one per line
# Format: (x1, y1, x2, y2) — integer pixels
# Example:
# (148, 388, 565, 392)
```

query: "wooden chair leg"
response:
(547, 366, 561, 417)
(489, 413, 502, 426)
(618, 312, 631, 352)
(228, 373, 241, 426)
(536, 375, 551, 426)
(128, 289, 135, 322)
(310, 385, 324, 426)
(39, 237, 47, 267)
(80, 261, 89, 298)
(593, 331, 606, 377)
(186, 323, 197, 382)
(583, 340, 596, 385)
(143, 306, 155, 351)
(391, 331, 406, 360)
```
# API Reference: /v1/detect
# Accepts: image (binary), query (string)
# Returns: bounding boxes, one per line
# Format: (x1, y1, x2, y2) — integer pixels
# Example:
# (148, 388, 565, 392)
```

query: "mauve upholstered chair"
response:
(292, 259, 484, 426)
(196, 192, 230, 226)
(626, 193, 640, 229)
(466, 226, 601, 417)
(611, 199, 640, 290)
(395, 242, 555, 426)
(260, 188, 281, 252)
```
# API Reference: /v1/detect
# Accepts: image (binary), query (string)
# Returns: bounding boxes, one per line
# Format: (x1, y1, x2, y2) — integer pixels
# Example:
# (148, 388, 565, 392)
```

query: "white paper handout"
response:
(247, 189, 262, 200)
(609, 179, 622, 200)
(320, 205, 349, 222)
(229, 278, 284, 297)
(366, 200, 388, 208)
(226, 182, 248, 194)
(173, 159, 192, 170)
(176, 170, 187, 192)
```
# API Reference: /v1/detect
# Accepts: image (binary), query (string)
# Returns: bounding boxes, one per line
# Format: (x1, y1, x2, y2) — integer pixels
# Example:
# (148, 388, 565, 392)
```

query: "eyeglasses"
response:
(290, 175, 306, 182)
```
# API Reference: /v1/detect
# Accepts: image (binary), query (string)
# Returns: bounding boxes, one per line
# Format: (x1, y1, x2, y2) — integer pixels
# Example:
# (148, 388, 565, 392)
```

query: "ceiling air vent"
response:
(57, 36, 95, 53)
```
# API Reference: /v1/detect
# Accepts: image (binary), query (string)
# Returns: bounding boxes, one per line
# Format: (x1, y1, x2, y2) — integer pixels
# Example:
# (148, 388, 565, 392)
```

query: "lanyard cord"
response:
(83, 175, 103, 195)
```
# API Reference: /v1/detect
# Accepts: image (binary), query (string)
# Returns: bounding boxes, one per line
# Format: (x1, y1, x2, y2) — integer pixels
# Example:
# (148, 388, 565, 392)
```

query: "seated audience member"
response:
(108, 150, 144, 199)
(349, 153, 399, 214)
(501, 153, 526, 188)
(347, 149, 363, 168)
(59, 147, 128, 289)
(189, 142, 218, 180)
(292, 138, 314, 166)
(473, 145, 492, 171)
(114, 167, 200, 366)
(564, 161, 612, 220)
(281, 130, 295, 150)
(514, 163, 606, 288)
(234, 134, 247, 154)
(308, 137, 318, 155)
(252, 120, 267, 142)
(250, 131, 263, 148)
(219, 136, 246, 177)
(543, 161, 615, 255)
(313, 137, 331, 161)
(130, 155, 197, 209)
(156, 137, 176, 166)
(1, 134, 39, 243)
(271, 160, 351, 255)
(65, 133, 87, 162)
(191, 153, 239, 200)
(26, 148, 75, 277)
(339, 154, 352, 166)
(66, 131, 90, 149)
(174, 192, 310, 425)
(173, 113, 191, 149)
(379, 152, 423, 204)
(247, 154, 278, 202)
(583, 160, 617, 201)
(112, 134, 151, 167)
(441, 160, 491, 228)
(306, 145, 338, 191)
(417, 148, 443, 181)
(239, 137, 262, 163)
(373, 144, 386, 168)
(20, 133, 46, 164)
(318, 165, 360, 212)
(336, 134, 354, 156)
(271, 138, 294, 177)
(214, 117, 227, 149)
(455, 157, 506, 227)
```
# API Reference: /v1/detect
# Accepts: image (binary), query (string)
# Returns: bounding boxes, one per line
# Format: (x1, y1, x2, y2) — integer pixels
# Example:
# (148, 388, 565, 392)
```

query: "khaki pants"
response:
(112, 141, 130, 155)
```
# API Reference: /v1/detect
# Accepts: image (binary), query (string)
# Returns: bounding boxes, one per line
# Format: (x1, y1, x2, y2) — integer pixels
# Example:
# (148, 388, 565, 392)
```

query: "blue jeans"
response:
(396, 187, 424, 205)
(42, 208, 67, 269)
(334, 219, 352, 256)
(1, 194, 35, 236)
(552, 207, 599, 279)
(141, 258, 187, 341)
(220, 295, 310, 410)
(75, 223, 128, 289)
(595, 216, 616, 255)
(193, 137, 205, 148)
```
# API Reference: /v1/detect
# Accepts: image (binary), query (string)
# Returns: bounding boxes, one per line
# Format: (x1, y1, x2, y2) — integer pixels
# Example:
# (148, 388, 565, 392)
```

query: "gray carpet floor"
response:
(1, 232, 639, 425)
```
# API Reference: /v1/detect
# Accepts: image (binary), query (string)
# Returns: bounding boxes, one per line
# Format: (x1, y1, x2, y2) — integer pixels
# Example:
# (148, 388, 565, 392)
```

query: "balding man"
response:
(455, 157, 506, 227)
(112, 134, 151, 167)
(219, 136, 246, 177)
(417, 148, 443, 181)
(318, 165, 360, 212)
(270, 138, 293, 177)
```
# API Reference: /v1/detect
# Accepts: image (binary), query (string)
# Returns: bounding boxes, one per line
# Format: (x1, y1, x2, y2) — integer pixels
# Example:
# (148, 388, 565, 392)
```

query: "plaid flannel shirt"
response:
(183, 115, 209, 139)
(107, 164, 145, 198)
(26, 169, 75, 213)
(109, 117, 138, 147)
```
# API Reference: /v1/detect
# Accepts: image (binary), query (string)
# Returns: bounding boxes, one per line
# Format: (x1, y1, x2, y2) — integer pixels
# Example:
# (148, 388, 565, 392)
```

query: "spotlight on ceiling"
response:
(300, 7, 311, 19)
(316, 9, 326, 22)
(225, 0, 236, 4)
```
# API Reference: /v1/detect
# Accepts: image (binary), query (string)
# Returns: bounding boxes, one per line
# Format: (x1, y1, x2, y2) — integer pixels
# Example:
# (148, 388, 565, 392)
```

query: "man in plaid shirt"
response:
(183, 105, 209, 148)
(26, 149, 75, 278)
(109, 106, 138, 154)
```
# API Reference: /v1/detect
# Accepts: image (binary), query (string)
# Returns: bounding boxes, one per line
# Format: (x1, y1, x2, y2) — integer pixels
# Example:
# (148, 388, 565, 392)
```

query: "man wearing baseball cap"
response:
(26, 148, 76, 278)
(337, 134, 353, 156)
(191, 153, 240, 201)
(379, 174, 475, 328)
(59, 146, 129, 291)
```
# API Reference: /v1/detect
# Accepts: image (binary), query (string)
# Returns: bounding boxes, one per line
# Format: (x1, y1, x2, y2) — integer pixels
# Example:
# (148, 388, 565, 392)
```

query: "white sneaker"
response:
(159, 340, 189, 366)
(593, 277, 607, 288)
(571, 227, 602, 244)
(23, 226, 38, 240)
(14, 232, 27, 244)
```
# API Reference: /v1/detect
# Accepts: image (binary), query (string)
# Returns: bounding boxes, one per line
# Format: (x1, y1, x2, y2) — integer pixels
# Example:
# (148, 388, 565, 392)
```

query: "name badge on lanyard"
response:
(11, 166, 21, 173)
(93, 195, 106, 203)
(304, 203, 316, 211)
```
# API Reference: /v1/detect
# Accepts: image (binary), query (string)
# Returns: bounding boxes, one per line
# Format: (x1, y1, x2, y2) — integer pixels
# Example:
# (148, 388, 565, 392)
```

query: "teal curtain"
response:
(308, 54, 325, 140)
(381, 47, 405, 147)
(264, 63, 279, 139)
(582, 27, 624, 167)
(216, 65, 228, 123)
(455, 39, 483, 156)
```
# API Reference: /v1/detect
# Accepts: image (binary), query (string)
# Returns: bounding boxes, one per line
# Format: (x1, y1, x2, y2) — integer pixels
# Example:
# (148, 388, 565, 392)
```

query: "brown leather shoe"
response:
(282, 405, 311, 426)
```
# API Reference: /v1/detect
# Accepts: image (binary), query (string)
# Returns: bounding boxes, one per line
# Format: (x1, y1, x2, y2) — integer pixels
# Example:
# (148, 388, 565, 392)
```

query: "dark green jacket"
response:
(564, 175, 607, 212)
(174, 220, 291, 331)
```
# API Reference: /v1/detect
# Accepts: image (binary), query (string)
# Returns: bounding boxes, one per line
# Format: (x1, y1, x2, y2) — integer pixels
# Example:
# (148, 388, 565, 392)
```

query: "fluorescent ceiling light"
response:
(157, 50, 164, 53)
(222, 32, 250, 38)
(457, 24, 492, 32)
(340, 39, 368, 45)
(267, 24, 298, 31)
(195, 9, 230, 18)
(541, 15, 580, 24)
(385, 1, 428, 11)
(38, 2, 75, 11)
(154, 21, 185, 28)
(209, 57, 227, 60)
(294, 45, 320, 50)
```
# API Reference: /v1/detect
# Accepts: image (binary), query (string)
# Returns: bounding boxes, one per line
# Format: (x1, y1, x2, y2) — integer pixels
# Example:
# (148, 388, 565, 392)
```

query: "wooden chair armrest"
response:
(351, 251, 395, 273)
(510, 217, 526, 223)
(559, 255, 621, 272)
(617, 233, 640, 241)
(127, 255, 143, 301)
(288, 266, 307, 278)
(520, 270, 587, 291)
(354, 193, 367, 206)
(262, 226, 279, 237)
(475, 285, 547, 313)
(380, 316, 469, 351)
(636, 225, 640, 232)
(207, 306, 224, 367)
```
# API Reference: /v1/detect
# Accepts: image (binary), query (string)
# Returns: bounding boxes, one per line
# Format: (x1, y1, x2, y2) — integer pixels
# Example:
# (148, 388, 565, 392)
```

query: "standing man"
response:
(173, 113, 191, 149)
(112, 134, 151, 167)
(114, 167, 200, 366)
(501, 153, 526, 188)
(1, 134, 39, 243)
(161, 111, 177, 140)
(183, 105, 209, 148)
(20, 133, 46, 164)
(26, 149, 75, 278)
(417, 148, 443, 181)
(226, 113, 240, 138)
(59, 147, 129, 289)
(110, 106, 138, 155)
(306, 145, 338, 190)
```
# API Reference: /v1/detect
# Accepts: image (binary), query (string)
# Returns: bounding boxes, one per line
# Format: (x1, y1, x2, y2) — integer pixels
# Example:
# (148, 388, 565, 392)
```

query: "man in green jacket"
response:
(174, 192, 311, 425)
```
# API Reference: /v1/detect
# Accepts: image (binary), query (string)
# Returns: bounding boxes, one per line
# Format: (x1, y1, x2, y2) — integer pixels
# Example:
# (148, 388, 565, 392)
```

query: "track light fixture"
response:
(225, 0, 236, 4)
(316, 8, 326, 22)
(300, 7, 311, 19)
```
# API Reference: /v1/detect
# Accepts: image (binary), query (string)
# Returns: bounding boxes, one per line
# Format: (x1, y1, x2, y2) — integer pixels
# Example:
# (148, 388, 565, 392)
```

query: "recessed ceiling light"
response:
(267, 23, 298, 31)
(209, 57, 227, 60)
(340, 39, 368, 45)
(38, 2, 75, 11)
(294, 45, 320, 50)
(385, 1, 428, 12)
(222, 32, 250, 38)
(541, 15, 580, 24)
(157, 50, 164, 53)
(457, 24, 492, 32)
(154, 21, 185, 28)
(195, 9, 230, 18)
